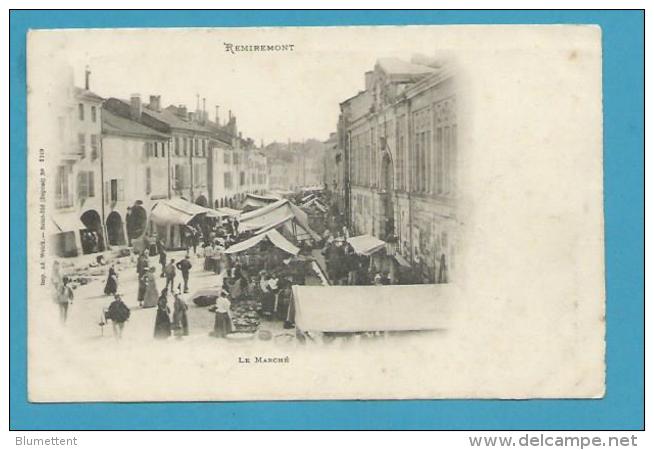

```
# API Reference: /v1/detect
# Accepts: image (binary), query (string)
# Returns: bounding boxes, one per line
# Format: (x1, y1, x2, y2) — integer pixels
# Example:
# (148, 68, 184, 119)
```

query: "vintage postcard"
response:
(26, 25, 605, 402)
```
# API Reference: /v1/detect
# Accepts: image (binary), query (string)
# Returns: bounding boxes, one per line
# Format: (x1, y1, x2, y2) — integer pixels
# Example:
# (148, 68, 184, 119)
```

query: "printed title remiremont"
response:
(223, 42, 295, 54)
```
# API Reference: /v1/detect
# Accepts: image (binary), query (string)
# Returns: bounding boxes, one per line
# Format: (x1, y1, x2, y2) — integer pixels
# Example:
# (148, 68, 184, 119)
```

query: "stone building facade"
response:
(339, 58, 459, 282)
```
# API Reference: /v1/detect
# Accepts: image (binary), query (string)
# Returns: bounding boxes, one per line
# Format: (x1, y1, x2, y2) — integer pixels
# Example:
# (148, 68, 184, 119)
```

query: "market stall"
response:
(242, 193, 280, 211)
(346, 234, 386, 256)
(239, 199, 320, 242)
(149, 197, 215, 249)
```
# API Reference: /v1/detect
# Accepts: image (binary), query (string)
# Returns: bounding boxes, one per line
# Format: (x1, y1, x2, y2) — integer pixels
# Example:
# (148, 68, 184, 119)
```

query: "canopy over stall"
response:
(302, 197, 327, 213)
(239, 199, 320, 241)
(269, 189, 295, 197)
(292, 284, 454, 333)
(150, 198, 211, 226)
(51, 214, 86, 233)
(224, 229, 300, 256)
(242, 193, 280, 210)
(346, 234, 386, 256)
(213, 207, 241, 218)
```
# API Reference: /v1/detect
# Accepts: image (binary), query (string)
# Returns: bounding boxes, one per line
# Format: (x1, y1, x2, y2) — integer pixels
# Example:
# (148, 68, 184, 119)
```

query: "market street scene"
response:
(43, 50, 458, 347)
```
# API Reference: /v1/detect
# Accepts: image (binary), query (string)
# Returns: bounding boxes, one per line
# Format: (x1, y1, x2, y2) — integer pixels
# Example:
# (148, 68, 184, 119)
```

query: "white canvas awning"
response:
(224, 229, 300, 256)
(214, 207, 241, 218)
(347, 234, 386, 256)
(292, 284, 454, 333)
(302, 197, 327, 213)
(51, 214, 86, 233)
(242, 193, 280, 209)
(239, 199, 320, 241)
(150, 198, 210, 226)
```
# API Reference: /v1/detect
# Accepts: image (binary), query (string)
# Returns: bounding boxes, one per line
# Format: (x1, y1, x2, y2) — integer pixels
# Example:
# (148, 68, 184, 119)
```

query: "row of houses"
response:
(328, 57, 459, 283)
(265, 140, 325, 193)
(49, 67, 269, 257)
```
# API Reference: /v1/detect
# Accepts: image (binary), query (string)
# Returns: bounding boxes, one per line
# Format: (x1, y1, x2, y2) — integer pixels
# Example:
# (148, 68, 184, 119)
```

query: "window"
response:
(224, 152, 231, 164)
(108, 179, 114, 202)
(154, 142, 158, 158)
(190, 138, 195, 156)
(54, 165, 73, 208)
(78, 133, 86, 157)
(109, 179, 119, 202)
(90, 135, 99, 160)
(145, 167, 152, 195)
(240, 171, 245, 186)
(435, 128, 444, 194)
(183, 137, 188, 156)
(87, 171, 95, 197)
(194, 163, 205, 187)
(161, 141, 166, 158)
(91, 106, 97, 123)
(144, 142, 154, 158)
(174, 137, 180, 156)
(224, 172, 233, 189)
(396, 116, 406, 191)
(202, 139, 206, 157)
(77, 171, 95, 199)
(443, 127, 451, 194)
(78, 103, 84, 121)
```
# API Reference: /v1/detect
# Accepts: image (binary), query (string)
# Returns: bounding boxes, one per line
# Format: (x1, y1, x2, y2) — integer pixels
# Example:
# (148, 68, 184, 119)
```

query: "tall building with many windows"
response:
(339, 57, 458, 283)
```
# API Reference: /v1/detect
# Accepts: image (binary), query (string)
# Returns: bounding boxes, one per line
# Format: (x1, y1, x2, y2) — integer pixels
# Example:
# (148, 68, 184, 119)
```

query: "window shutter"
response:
(146, 168, 151, 194)
(88, 171, 95, 197)
(77, 171, 87, 199)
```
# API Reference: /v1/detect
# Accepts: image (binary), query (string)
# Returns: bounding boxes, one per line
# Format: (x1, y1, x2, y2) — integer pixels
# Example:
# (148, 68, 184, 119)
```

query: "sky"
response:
(31, 26, 451, 143)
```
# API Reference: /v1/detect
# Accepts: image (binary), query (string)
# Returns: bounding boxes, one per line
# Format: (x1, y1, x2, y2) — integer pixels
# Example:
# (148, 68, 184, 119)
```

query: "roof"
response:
(292, 284, 455, 333)
(142, 105, 214, 134)
(376, 57, 437, 76)
(102, 109, 170, 140)
(203, 120, 237, 145)
(74, 86, 104, 103)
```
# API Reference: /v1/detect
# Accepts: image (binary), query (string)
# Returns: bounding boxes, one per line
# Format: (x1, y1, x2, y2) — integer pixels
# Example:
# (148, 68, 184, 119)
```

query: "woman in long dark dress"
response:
(103, 265, 118, 296)
(154, 289, 171, 339)
(142, 266, 159, 308)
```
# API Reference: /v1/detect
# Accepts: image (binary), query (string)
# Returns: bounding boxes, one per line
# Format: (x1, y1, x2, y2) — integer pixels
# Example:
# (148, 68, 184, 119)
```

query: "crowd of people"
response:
(52, 193, 354, 341)
(93, 212, 315, 340)
(320, 230, 393, 287)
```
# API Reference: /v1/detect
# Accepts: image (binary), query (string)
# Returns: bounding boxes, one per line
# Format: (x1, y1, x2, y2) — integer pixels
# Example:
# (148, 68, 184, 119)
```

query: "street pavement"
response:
(60, 250, 285, 342)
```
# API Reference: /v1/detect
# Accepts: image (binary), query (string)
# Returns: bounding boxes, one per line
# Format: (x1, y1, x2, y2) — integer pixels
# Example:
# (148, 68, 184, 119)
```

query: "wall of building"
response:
(343, 68, 459, 282)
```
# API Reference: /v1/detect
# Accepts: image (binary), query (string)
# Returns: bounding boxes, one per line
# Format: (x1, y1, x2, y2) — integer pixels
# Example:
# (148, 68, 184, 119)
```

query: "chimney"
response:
(202, 98, 206, 114)
(130, 94, 142, 120)
(149, 95, 161, 112)
(84, 66, 91, 90)
(196, 94, 200, 112)
(364, 70, 374, 91)
(177, 104, 187, 118)
(215, 105, 220, 125)
(188, 112, 195, 122)
(229, 109, 232, 121)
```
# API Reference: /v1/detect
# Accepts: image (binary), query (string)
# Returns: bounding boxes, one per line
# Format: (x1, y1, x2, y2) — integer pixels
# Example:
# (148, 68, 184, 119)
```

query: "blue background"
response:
(9, 10, 644, 430)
